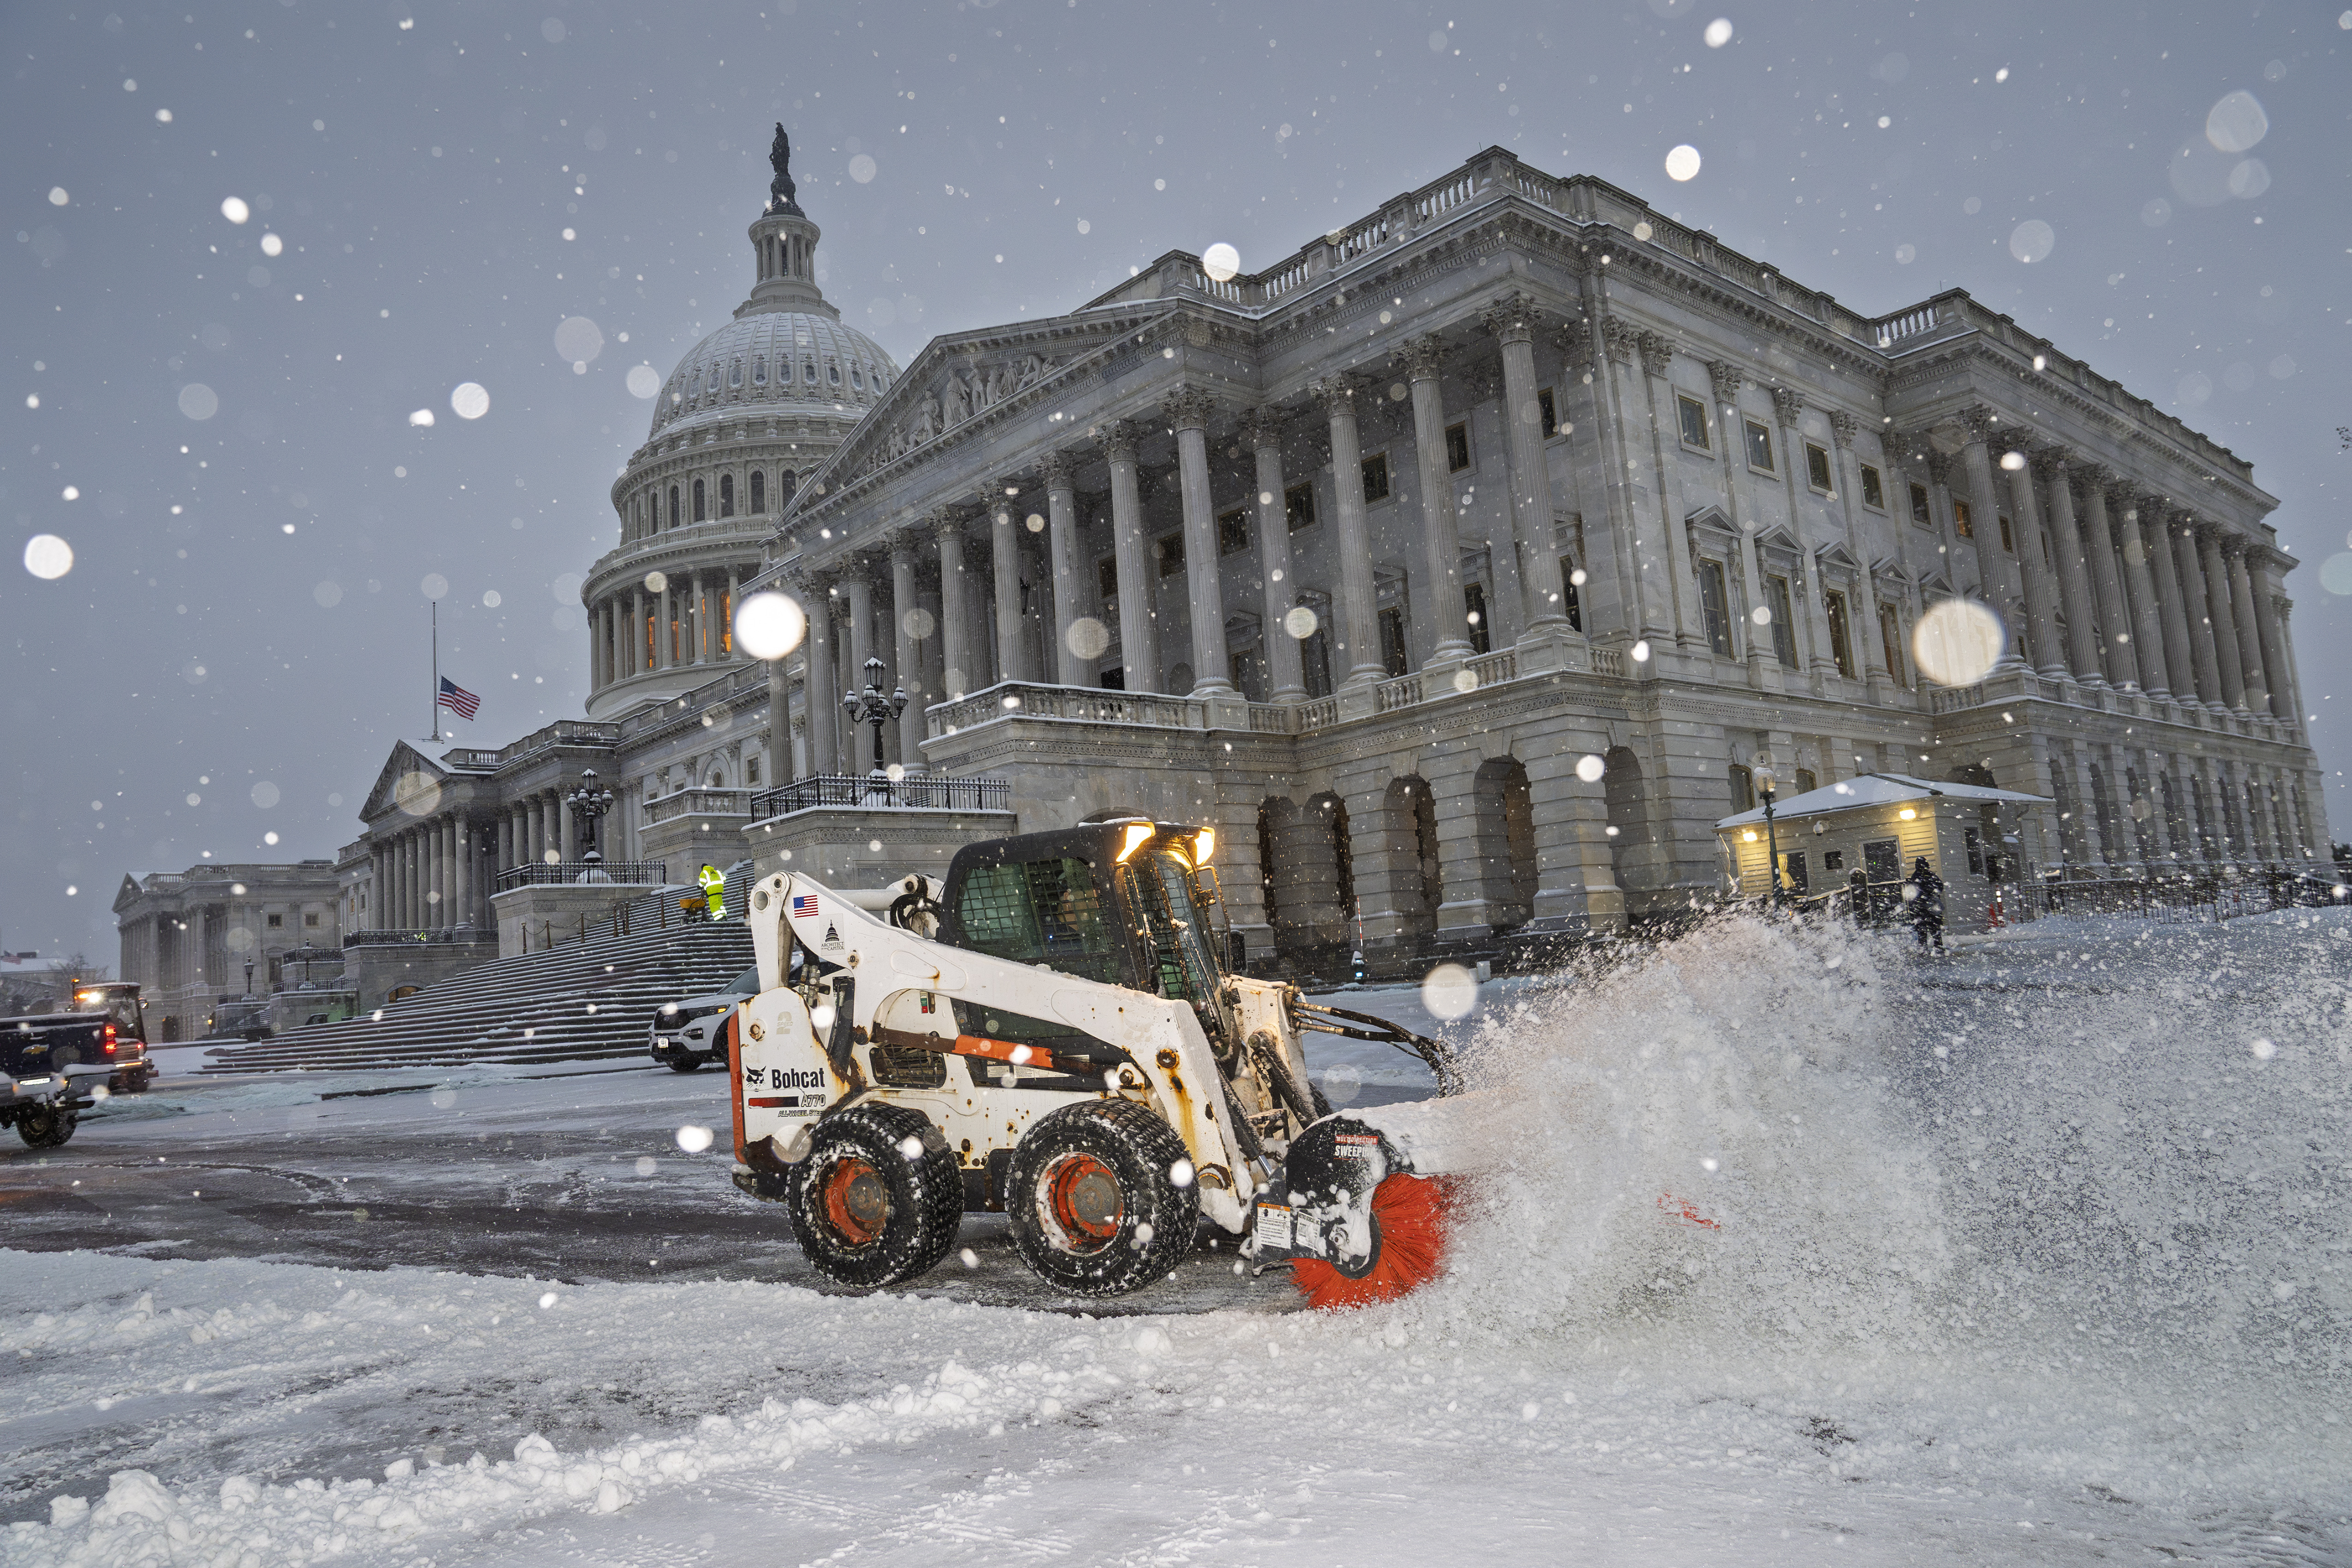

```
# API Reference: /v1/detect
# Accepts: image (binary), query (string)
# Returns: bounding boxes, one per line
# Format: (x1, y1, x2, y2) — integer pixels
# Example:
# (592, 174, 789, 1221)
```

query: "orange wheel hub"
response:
(1039, 1152, 1124, 1253)
(818, 1157, 890, 1248)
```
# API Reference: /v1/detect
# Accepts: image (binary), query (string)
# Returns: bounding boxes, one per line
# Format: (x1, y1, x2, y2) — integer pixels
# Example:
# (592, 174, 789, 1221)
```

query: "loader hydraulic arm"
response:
(1288, 999, 1462, 1098)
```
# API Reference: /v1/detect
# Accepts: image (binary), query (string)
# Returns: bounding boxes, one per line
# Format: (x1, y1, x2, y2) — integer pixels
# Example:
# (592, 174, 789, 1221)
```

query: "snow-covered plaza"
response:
(6, 910, 2345, 1566)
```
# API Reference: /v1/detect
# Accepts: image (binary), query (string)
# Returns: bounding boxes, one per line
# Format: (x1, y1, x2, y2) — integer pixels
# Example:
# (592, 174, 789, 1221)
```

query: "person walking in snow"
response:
(1906, 856, 1946, 952)
(698, 863, 727, 921)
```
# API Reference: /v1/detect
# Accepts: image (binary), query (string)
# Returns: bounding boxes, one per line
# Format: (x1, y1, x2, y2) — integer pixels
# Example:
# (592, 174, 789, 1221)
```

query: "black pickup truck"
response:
(0, 981, 155, 1098)
(2, 1032, 89, 1147)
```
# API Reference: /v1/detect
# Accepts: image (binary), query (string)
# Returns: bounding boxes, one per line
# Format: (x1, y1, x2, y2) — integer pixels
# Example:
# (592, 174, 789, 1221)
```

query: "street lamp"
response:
(567, 767, 615, 867)
(842, 656, 909, 784)
(1752, 754, 1786, 908)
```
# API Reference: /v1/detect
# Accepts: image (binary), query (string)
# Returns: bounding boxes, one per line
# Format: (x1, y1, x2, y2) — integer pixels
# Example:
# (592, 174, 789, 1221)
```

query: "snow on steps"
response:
(206, 918, 752, 1073)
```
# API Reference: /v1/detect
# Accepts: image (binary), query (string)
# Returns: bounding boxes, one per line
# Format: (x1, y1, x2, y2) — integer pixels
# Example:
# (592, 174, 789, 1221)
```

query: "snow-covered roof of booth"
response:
(1715, 772, 2048, 830)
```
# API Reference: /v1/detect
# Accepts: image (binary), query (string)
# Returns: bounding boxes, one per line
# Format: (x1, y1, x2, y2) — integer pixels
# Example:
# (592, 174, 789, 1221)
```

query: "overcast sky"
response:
(6, 0, 2347, 960)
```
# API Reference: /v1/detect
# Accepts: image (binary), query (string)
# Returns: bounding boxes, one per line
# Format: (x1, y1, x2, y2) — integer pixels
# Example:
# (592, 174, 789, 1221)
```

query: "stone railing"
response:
(492, 861, 667, 893)
(1924, 667, 2291, 739)
(642, 787, 752, 826)
(929, 682, 1207, 736)
(749, 774, 1011, 818)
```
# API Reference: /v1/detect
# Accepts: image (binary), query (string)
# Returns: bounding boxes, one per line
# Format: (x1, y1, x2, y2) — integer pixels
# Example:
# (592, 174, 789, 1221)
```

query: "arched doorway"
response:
(1383, 775, 1442, 944)
(1603, 746, 1652, 894)
(1472, 756, 1538, 930)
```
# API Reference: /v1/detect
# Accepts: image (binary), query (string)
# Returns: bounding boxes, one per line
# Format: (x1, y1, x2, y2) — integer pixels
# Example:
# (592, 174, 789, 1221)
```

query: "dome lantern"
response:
(742, 123, 830, 319)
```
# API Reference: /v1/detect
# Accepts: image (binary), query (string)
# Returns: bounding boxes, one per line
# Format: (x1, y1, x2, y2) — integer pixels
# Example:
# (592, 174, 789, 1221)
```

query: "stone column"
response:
(2079, 473, 2140, 691)
(2249, 550, 2295, 725)
(1095, 421, 1162, 693)
(806, 577, 842, 774)
(2135, 497, 2192, 704)
(2223, 540, 2270, 715)
(1772, 388, 1835, 678)
(496, 811, 513, 887)
(1485, 298, 1573, 635)
(1243, 409, 1307, 702)
(725, 567, 742, 659)
(454, 816, 471, 928)
(1995, 434, 2065, 677)
(2193, 526, 2248, 711)
(987, 482, 1033, 686)
(1828, 411, 1889, 685)
(629, 588, 646, 676)
(1404, 333, 1474, 662)
(1959, 413, 2025, 665)
(2036, 450, 2104, 683)
(587, 602, 604, 690)
(557, 788, 576, 865)
(843, 566, 877, 699)
(931, 517, 974, 699)
(2170, 517, 2225, 707)
(890, 532, 927, 766)
(1165, 388, 1234, 695)
(765, 659, 793, 788)
(1314, 376, 1386, 687)
(1041, 451, 1086, 688)
(686, 570, 706, 664)
(657, 576, 674, 670)
(1712, 362, 1770, 675)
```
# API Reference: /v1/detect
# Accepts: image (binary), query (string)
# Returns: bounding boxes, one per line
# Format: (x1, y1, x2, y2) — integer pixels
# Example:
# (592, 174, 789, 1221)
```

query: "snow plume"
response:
(1404, 914, 1952, 1352)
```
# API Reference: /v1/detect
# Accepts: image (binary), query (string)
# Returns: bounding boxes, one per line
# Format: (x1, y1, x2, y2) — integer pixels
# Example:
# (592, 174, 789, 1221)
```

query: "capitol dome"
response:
(647, 309, 898, 444)
(582, 128, 884, 721)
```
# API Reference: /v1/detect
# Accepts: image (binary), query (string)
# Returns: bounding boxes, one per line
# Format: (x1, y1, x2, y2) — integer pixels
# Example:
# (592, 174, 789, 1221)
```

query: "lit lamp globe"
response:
(1752, 764, 1777, 797)
(733, 591, 808, 660)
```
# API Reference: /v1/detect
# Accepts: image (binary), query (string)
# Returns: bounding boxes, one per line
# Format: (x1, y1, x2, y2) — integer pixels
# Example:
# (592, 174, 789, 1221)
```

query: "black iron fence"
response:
(2030, 868, 2348, 924)
(492, 861, 667, 893)
(344, 927, 497, 948)
(749, 774, 1010, 819)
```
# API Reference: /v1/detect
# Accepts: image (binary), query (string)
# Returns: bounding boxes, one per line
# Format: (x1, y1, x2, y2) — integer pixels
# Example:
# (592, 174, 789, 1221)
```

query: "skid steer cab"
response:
(726, 819, 1462, 1304)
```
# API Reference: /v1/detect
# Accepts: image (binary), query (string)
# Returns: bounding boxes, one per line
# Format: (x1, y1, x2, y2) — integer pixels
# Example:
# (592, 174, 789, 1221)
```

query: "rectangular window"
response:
(1805, 443, 1834, 493)
(1782, 851, 1810, 894)
(1908, 481, 1932, 525)
(1677, 394, 1710, 450)
(1696, 558, 1733, 656)
(1302, 625, 1333, 698)
(1860, 464, 1885, 511)
(1378, 606, 1409, 677)
(305, 913, 321, 927)
(1557, 556, 1583, 631)
(1538, 388, 1557, 438)
(1444, 422, 1472, 473)
(1767, 575, 1798, 668)
(1284, 481, 1317, 532)
(719, 473, 735, 518)
(1952, 499, 1974, 539)
(1361, 451, 1390, 503)
(1998, 514, 2015, 552)
(1796, 768, 1818, 795)
(1463, 582, 1491, 654)
(266, 914, 284, 929)
(1863, 838, 1901, 882)
(1745, 419, 1776, 472)
(953, 858, 1122, 985)
(1156, 530, 1185, 579)
(1216, 508, 1250, 557)
(750, 470, 766, 513)
(1097, 556, 1119, 605)
(1964, 826, 1986, 877)
(1824, 589, 1854, 678)
(1728, 764, 1755, 814)
(1231, 645, 1267, 703)
(1879, 603, 1906, 687)
(1823, 849, 1845, 873)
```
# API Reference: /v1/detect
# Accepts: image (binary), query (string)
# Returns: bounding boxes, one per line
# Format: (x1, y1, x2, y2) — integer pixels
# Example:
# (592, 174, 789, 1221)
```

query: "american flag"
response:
(791, 894, 819, 918)
(437, 676, 481, 720)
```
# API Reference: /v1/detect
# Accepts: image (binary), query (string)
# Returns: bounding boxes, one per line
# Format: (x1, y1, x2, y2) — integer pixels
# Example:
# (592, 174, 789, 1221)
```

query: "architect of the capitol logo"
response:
(112, 137, 2329, 1038)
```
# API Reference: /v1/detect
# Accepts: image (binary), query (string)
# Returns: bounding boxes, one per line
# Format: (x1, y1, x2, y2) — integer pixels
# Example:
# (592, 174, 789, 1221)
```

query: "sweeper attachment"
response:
(725, 819, 1464, 1307)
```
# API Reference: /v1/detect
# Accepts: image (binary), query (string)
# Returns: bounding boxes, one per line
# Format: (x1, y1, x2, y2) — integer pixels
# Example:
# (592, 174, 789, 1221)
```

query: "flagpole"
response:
(428, 601, 439, 742)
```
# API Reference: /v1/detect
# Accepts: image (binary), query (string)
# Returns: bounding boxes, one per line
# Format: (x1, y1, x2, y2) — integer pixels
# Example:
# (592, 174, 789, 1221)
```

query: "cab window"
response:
(953, 857, 1121, 983)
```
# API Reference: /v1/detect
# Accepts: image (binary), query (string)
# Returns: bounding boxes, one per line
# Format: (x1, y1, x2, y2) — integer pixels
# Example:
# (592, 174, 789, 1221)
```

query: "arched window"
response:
(750, 470, 766, 513)
(719, 473, 735, 517)
(692, 478, 707, 523)
(729, 358, 742, 389)
(850, 364, 863, 390)
(668, 486, 680, 528)
(779, 470, 799, 507)
(827, 360, 842, 386)
(707, 766, 727, 789)
(752, 355, 766, 386)
(802, 358, 815, 383)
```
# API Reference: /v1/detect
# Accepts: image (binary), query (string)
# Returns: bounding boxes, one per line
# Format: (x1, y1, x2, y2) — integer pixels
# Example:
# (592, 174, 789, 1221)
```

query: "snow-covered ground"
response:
(5, 910, 2347, 1564)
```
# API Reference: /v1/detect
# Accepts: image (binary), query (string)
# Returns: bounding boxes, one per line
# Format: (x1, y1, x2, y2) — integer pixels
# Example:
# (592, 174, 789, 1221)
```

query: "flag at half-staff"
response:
(437, 676, 481, 721)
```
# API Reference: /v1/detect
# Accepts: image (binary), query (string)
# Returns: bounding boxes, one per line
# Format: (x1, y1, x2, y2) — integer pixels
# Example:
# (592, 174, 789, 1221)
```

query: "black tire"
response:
(123, 1070, 154, 1095)
(667, 1054, 704, 1074)
(784, 1104, 962, 1289)
(16, 1103, 77, 1149)
(1006, 1098, 1199, 1297)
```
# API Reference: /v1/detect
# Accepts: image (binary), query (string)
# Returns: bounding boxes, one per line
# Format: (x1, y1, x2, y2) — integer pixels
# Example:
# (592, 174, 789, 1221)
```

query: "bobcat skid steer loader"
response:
(726, 818, 1464, 1305)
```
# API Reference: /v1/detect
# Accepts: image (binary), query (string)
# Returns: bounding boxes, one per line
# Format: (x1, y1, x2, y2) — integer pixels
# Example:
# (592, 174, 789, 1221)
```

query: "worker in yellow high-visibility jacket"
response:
(698, 864, 726, 921)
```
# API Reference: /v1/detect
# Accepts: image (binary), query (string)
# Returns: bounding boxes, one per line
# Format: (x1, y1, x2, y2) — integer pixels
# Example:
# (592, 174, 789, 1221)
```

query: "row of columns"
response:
(2045, 742, 2321, 870)
(1938, 412, 2298, 721)
(784, 303, 1585, 778)
(368, 787, 579, 932)
(588, 563, 751, 693)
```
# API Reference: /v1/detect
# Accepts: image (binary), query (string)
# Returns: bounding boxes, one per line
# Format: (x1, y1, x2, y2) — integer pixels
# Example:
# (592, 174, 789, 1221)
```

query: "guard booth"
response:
(1715, 773, 2050, 929)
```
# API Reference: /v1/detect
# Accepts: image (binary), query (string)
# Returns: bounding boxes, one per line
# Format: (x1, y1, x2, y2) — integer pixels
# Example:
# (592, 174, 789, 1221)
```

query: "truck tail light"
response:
(102, 1022, 118, 1054)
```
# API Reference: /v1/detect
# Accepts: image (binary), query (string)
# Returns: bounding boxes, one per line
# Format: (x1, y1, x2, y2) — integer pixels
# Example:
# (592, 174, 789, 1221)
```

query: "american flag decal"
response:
(790, 893, 819, 918)
(437, 676, 481, 720)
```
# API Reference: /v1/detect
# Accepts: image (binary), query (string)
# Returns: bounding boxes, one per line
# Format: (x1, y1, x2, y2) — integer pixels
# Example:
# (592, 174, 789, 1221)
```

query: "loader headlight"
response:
(1194, 827, 1215, 863)
(1117, 822, 1154, 863)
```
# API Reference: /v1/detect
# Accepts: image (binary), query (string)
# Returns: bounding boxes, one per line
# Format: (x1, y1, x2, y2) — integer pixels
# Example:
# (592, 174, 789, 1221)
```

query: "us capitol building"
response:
(115, 134, 2333, 1020)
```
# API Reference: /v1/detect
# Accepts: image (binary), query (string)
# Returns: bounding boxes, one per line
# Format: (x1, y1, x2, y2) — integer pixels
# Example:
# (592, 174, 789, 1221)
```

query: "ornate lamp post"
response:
(842, 656, 909, 784)
(1752, 755, 1785, 908)
(567, 768, 615, 867)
